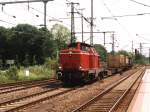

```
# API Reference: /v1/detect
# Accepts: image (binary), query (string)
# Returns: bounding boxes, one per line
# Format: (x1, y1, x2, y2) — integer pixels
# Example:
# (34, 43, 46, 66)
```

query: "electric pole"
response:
(75, 31, 114, 46)
(112, 33, 115, 55)
(101, 31, 115, 46)
(90, 0, 94, 45)
(132, 40, 134, 54)
(149, 48, 150, 64)
(103, 32, 106, 46)
(140, 43, 142, 54)
(67, 2, 79, 43)
(78, 8, 85, 43)
(0, 0, 54, 29)
(43, 0, 48, 28)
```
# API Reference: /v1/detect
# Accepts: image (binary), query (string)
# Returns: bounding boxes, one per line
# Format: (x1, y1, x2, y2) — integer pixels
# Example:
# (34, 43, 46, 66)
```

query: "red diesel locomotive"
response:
(57, 42, 106, 83)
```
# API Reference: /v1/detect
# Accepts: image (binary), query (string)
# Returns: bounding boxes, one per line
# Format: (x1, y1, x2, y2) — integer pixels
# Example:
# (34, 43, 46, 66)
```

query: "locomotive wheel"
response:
(97, 76, 101, 80)
(98, 72, 104, 80)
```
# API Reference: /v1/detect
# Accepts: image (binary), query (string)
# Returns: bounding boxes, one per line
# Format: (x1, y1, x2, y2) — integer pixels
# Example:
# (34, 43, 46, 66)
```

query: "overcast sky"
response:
(0, 0, 150, 56)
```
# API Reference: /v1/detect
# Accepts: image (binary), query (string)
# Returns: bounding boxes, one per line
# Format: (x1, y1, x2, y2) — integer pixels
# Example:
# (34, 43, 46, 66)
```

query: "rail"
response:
(72, 67, 145, 112)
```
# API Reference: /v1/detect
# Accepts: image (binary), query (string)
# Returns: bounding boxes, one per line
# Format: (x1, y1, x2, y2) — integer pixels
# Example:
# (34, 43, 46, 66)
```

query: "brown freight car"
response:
(107, 54, 126, 73)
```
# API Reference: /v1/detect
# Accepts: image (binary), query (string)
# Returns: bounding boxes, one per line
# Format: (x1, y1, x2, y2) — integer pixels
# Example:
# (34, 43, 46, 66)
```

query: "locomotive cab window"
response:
(68, 42, 91, 51)
(80, 43, 90, 51)
(68, 43, 77, 49)
(81, 45, 89, 51)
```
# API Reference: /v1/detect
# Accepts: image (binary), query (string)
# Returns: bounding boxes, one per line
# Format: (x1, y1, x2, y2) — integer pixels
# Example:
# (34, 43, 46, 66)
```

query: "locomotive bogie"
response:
(57, 69, 103, 83)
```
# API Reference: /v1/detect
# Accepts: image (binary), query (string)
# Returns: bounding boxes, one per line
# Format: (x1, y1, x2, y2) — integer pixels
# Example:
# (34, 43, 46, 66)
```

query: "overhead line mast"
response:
(0, 0, 54, 28)
(149, 48, 150, 64)
(75, 31, 114, 46)
(67, 2, 79, 43)
(90, 0, 94, 45)
(78, 8, 85, 43)
(0, 0, 53, 4)
(112, 33, 115, 55)
(66, 0, 94, 45)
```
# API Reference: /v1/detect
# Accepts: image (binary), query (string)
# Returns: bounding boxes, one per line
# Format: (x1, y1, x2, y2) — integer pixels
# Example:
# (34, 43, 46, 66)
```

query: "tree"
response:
(134, 54, 147, 65)
(94, 44, 107, 62)
(0, 27, 8, 54)
(9, 24, 54, 65)
(0, 24, 67, 67)
(0, 26, 10, 67)
(39, 27, 56, 58)
(10, 24, 42, 65)
(117, 50, 130, 57)
(51, 24, 70, 51)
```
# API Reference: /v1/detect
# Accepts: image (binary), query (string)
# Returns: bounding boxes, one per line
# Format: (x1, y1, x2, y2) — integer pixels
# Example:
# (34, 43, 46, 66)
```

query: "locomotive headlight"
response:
(69, 51, 72, 56)
(69, 51, 72, 54)
(79, 66, 82, 70)
(58, 66, 62, 70)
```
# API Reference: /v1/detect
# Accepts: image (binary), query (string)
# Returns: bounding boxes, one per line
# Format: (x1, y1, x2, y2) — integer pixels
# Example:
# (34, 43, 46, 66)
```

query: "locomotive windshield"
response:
(68, 43, 77, 48)
(68, 42, 91, 51)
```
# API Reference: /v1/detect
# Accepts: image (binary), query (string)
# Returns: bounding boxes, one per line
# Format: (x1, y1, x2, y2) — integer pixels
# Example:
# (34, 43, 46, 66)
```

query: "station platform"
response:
(127, 69, 150, 112)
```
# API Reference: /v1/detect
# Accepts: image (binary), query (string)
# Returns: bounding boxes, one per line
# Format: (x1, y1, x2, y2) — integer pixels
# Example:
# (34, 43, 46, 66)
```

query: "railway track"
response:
(72, 67, 145, 112)
(0, 78, 59, 95)
(0, 79, 54, 87)
(0, 85, 77, 112)
(0, 68, 141, 112)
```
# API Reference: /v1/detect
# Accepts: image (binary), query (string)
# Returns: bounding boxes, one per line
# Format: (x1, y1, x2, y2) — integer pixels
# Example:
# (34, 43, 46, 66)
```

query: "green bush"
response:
(0, 69, 17, 83)
(44, 58, 58, 70)
(0, 58, 58, 84)
(0, 74, 14, 83)
(6, 66, 19, 80)
(18, 68, 51, 81)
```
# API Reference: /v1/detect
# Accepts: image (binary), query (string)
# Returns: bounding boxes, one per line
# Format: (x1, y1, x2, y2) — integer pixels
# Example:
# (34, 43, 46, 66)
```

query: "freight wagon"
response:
(107, 54, 132, 73)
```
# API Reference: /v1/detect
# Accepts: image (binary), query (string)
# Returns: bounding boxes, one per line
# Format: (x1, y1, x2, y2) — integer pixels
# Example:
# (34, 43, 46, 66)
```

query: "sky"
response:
(0, 0, 150, 56)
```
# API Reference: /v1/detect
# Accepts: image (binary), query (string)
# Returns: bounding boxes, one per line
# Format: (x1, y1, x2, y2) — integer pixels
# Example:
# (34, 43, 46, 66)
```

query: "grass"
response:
(0, 59, 57, 84)
(0, 73, 16, 83)
(18, 66, 54, 81)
